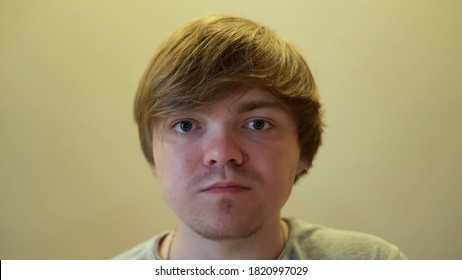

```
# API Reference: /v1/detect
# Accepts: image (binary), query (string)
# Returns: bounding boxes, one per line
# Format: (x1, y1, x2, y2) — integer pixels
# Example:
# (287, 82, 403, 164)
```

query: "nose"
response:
(202, 129, 247, 167)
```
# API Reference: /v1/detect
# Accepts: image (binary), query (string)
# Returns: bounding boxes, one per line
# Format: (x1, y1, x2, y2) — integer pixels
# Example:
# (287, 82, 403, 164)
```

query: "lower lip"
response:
(203, 187, 250, 194)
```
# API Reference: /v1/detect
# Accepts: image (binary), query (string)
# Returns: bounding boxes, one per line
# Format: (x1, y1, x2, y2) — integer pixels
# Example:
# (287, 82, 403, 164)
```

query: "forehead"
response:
(175, 87, 290, 116)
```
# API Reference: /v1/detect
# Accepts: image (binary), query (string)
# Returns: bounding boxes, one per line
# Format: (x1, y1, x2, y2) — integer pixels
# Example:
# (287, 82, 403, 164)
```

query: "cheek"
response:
(260, 143, 301, 182)
(154, 150, 190, 208)
(154, 146, 198, 186)
(254, 149, 295, 210)
(263, 143, 298, 167)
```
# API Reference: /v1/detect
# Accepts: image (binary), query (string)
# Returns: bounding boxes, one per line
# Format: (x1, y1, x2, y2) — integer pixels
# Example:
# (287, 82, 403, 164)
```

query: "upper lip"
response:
(201, 181, 251, 192)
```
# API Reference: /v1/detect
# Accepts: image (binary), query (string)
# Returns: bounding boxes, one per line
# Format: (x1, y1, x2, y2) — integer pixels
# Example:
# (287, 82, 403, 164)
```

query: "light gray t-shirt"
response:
(113, 217, 406, 260)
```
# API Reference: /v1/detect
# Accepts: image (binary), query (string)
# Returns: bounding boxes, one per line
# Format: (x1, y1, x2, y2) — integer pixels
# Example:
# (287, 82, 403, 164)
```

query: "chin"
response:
(191, 223, 262, 241)
(186, 212, 264, 241)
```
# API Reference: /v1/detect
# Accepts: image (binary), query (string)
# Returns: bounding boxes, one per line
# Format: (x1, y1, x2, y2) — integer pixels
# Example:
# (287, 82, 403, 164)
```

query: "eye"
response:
(173, 120, 196, 133)
(246, 119, 272, 131)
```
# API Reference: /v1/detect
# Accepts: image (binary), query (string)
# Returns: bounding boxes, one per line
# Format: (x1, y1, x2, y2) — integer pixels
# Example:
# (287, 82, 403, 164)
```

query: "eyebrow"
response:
(231, 100, 288, 115)
(173, 99, 288, 118)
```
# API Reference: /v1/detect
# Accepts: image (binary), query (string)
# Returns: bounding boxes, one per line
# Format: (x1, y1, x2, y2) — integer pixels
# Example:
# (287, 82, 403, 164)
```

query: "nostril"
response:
(228, 158, 239, 165)
(202, 134, 247, 166)
(203, 149, 245, 167)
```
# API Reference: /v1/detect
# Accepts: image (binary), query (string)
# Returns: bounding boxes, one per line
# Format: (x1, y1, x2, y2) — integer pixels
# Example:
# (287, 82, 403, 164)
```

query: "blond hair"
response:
(134, 15, 323, 179)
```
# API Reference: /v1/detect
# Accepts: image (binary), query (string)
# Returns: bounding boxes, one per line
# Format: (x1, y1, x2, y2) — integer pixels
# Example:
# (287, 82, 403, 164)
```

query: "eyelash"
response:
(170, 118, 273, 134)
(245, 119, 273, 131)
(172, 120, 198, 133)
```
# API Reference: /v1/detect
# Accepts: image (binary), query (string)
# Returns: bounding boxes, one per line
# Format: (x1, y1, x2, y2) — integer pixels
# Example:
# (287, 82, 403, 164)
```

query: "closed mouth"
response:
(201, 182, 251, 193)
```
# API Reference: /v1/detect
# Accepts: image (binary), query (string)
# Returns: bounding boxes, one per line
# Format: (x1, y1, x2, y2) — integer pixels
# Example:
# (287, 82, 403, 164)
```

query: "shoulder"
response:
(111, 232, 168, 260)
(281, 217, 406, 260)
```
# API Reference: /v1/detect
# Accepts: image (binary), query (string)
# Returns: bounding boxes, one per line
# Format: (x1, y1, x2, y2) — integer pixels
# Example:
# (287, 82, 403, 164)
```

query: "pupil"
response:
(253, 120, 264, 130)
(180, 121, 192, 131)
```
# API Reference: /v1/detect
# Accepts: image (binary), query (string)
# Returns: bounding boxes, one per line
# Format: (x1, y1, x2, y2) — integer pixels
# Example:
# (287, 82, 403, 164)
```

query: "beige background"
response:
(1, 0, 461, 259)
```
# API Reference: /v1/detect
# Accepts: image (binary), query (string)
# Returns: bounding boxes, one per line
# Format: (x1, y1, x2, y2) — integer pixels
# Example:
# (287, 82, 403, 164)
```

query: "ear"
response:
(149, 162, 157, 176)
(296, 158, 310, 176)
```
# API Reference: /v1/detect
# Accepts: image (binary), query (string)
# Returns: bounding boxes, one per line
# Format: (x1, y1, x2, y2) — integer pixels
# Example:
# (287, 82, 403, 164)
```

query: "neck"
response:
(164, 218, 288, 260)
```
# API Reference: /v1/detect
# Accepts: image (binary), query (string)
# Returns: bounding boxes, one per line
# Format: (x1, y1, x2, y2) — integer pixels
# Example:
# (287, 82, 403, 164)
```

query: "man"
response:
(114, 15, 406, 259)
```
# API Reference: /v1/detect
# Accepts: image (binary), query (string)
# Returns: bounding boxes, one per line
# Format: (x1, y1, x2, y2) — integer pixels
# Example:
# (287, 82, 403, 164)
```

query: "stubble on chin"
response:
(186, 197, 263, 241)
(179, 165, 265, 240)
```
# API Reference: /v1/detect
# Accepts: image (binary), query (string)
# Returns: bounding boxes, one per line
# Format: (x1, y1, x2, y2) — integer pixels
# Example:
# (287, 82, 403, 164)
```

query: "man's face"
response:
(151, 88, 307, 240)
